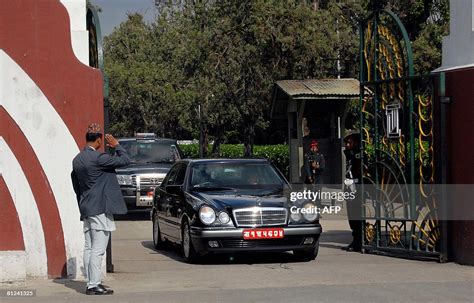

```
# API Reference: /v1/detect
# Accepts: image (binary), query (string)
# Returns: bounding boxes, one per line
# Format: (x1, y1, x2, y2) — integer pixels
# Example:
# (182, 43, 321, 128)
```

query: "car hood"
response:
(116, 163, 172, 175)
(188, 191, 288, 211)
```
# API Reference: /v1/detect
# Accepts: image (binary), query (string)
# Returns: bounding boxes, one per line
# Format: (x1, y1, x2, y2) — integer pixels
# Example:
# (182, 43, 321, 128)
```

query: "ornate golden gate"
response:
(359, 9, 443, 260)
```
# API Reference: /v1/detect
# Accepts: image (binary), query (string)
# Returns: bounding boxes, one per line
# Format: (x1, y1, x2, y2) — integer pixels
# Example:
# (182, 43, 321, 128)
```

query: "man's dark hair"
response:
(344, 133, 360, 144)
(86, 133, 102, 142)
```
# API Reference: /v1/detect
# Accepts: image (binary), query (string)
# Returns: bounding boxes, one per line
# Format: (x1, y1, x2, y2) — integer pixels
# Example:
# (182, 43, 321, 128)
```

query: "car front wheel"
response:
(293, 240, 319, 261)
(182, 221, 198, 263)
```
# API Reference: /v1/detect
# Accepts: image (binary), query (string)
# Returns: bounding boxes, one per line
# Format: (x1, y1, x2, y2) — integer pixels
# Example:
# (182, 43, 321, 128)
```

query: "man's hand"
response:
(105, 134, 119, 148)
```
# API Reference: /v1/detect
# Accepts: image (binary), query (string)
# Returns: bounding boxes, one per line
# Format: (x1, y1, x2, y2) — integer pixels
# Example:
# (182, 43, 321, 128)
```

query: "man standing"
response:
(71, 123, 130, 295)
(304, 140, 325, 185)
(342, 131, 363, 252)
(302, 125, 313, 156)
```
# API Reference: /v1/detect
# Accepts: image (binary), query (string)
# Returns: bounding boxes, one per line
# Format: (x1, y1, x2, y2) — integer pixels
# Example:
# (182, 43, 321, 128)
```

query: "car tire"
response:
(181, 220, 198, 264)
(152, 211, 164, 250)
(293, 240, 319, 261)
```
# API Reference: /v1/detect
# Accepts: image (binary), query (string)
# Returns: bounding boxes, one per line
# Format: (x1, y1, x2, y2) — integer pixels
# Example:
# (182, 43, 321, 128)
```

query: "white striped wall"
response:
(0, 251, 26, 282)
(0, 138, 47, 277)
(0, 50, 84, 279)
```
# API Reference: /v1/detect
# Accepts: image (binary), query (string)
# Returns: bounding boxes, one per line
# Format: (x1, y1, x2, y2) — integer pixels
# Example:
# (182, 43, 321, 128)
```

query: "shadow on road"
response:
(319, 230, 352, 250)
(141, 240, 184, 262)
(114, 211, 150, 221)
(52, 279, 86, 294)
(140, 240, 315, 265)
(320, 230, 352, 243)
(139, 230, 354, 263)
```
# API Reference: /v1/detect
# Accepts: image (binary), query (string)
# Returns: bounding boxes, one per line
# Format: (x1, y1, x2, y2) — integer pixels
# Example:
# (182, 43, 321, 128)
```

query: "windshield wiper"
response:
(191, 186, 235, 191)
(260, 188, 284, 196)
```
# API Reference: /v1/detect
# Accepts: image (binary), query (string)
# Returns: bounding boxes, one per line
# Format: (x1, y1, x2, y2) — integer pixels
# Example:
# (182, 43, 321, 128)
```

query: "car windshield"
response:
(189, 162, 287, 191)
(120, 141, 180, 164)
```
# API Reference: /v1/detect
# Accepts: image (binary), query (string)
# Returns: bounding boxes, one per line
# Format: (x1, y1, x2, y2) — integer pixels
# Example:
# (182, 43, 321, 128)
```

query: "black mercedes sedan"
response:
(151, 159, 322, 263)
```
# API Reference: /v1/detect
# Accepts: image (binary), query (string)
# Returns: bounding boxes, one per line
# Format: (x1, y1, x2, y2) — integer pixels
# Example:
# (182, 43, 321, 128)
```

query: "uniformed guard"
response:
(342, 130, 363, 252)
(304, 140, 325, 185)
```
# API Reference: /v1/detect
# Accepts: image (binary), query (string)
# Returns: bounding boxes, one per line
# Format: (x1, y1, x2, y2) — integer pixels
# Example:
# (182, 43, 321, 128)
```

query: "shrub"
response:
(179, 144, 289, 178)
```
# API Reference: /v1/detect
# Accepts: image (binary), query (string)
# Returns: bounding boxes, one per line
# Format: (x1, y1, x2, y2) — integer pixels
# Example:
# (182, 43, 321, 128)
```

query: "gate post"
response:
(87, 3, 114, 272)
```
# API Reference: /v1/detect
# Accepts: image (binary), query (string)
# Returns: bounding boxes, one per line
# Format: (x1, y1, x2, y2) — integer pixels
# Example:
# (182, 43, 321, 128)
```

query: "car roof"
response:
(118, 137, 177, 143)
(182, 158, 270, 164)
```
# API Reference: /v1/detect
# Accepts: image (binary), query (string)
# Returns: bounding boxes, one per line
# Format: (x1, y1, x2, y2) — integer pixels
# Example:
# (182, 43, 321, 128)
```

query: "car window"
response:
(190, 162, 285, 188)
(172, 164, 187, 186)
(162, 165, 179, 187)
(119, 140, 181, 164)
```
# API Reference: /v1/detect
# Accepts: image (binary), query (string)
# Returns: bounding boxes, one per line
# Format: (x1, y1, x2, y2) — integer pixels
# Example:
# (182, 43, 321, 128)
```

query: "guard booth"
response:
(270, 79, 359, 184)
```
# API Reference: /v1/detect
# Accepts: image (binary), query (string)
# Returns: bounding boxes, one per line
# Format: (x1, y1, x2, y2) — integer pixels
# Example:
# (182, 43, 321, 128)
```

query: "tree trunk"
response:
(199, 123, 209, 158)
(211, 127, 224, 157)
(200, 94, 210, 158)
(203, 125, 209, 158)
(211, 137, 221, 157)
(312, 0, 319, 11)
(243, 124, 254, 157)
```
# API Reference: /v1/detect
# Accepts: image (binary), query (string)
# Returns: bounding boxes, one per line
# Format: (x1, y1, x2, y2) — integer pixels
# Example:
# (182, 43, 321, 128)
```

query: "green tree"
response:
(104, 13, 192, 138)
(104, 0, 448, 150)
(371, 0, 449, 74)
(208, 1, 364, 155)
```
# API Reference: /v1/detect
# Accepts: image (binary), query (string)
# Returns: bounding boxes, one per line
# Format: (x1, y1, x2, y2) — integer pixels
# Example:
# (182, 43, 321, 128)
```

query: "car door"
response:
(157, 165, 179, 240)
(166, 163, 187, 240)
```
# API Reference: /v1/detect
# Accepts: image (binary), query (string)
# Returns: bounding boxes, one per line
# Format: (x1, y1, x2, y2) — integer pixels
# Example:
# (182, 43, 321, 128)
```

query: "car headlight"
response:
(302, 203, 318, 222)
(116, 174, 133, 186)
(290, 211, 302, 223)
(218, 211, 230, 224)
(199, 206, 216, 225)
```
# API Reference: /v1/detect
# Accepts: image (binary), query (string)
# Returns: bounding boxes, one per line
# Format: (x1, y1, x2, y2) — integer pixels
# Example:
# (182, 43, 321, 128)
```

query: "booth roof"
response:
(275, 78, 360, 99)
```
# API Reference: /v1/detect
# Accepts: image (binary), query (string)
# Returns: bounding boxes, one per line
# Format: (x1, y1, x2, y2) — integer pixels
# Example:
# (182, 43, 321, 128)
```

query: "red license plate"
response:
(243, 228, 284, 240)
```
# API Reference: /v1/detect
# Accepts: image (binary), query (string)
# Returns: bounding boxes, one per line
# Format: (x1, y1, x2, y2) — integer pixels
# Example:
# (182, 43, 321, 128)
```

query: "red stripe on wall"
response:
(0, 177, 25, 251)
(0, 109, 67, 278)
(444, 67, 474, 265)
(0, 0, 104, 149)
(445, 67, 474, 184)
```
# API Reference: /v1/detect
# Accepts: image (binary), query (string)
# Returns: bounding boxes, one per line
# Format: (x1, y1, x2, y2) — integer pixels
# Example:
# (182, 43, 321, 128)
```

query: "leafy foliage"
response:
(180, 144, 289, 177)
(104, 0, 449, 151)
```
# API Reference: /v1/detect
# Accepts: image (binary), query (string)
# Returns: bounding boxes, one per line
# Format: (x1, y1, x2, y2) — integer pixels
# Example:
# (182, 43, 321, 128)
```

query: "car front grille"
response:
(132, 175, 165, 187)
(219, 237, 303, 248)
(233, 207, 288, 227)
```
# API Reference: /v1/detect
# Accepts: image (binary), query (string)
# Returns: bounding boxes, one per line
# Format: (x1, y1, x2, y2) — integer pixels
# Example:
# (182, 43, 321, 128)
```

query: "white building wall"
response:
(60, 0, 89, 65)
(435, 0, 474, 72)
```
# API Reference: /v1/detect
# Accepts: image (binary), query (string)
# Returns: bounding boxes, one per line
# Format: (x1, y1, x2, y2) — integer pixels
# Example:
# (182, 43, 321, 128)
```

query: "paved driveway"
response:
(1, 213, 473, 302)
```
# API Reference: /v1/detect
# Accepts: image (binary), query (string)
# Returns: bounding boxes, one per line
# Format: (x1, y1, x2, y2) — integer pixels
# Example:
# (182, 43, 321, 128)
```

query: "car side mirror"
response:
(166, 185, 183, 195)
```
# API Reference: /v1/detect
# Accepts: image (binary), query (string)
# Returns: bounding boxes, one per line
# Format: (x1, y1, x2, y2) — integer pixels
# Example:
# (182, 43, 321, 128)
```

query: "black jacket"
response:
(71, 145, 131, 220)
(344, 148, 361, 182)
(304, 152, 325, 177)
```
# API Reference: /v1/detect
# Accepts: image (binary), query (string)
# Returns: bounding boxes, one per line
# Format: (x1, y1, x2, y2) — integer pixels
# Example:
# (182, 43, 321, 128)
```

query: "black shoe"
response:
(342, 246, 360, 252)
(341, 242, 355, 251)
(99, 284, 113, 291)
(86, 285, 113, 295)
(349, 245, 362, 252)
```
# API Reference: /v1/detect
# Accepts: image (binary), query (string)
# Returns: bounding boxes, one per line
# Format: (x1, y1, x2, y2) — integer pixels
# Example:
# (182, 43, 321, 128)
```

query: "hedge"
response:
(179, 144, 289, 178)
